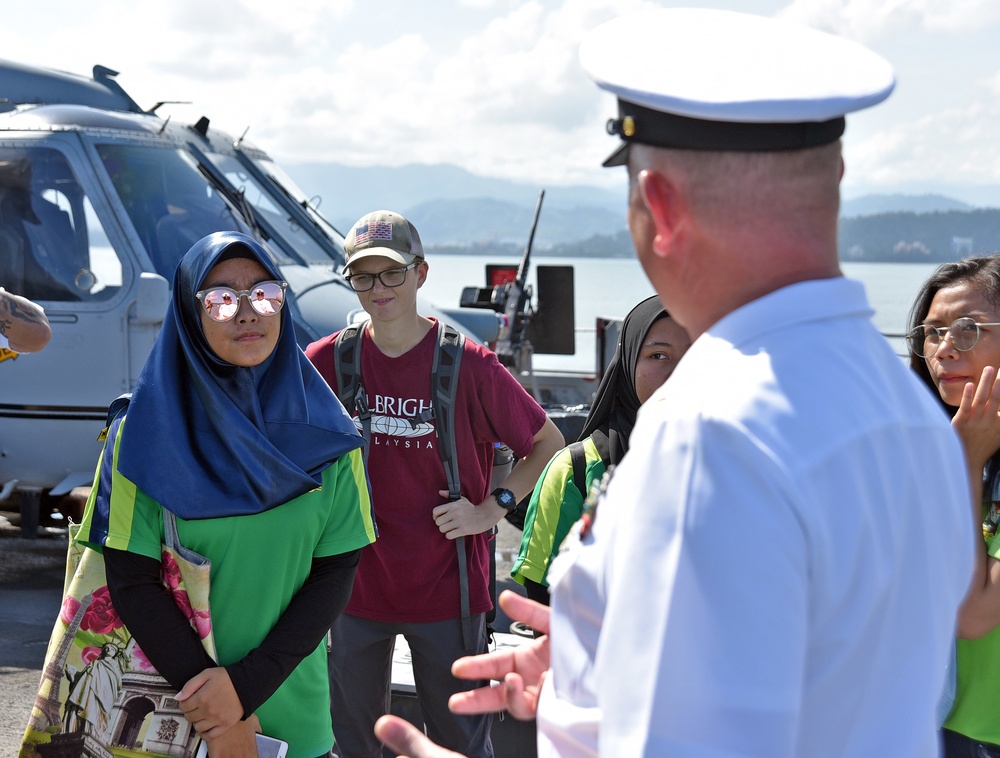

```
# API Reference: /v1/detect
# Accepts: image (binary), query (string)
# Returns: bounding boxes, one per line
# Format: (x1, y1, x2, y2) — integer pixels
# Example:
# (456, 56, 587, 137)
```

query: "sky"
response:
(2, 0, 999, 205)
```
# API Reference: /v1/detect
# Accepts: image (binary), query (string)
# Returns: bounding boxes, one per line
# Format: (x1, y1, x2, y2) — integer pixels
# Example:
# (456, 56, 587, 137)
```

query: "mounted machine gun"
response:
(460, 189, 578, 403)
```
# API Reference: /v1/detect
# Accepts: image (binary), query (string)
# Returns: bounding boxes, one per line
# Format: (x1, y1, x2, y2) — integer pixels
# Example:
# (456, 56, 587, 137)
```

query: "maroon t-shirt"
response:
(306, 321, 546, 622)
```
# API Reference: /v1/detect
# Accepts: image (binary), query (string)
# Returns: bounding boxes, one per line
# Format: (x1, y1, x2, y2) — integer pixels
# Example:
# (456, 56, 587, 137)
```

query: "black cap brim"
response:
(602, 99, 846, 167)
(602, 142, 629, 168)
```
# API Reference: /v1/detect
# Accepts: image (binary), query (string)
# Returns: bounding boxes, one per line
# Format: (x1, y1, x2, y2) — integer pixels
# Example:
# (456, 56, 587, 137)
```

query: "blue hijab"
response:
(117, 231, 363, 519)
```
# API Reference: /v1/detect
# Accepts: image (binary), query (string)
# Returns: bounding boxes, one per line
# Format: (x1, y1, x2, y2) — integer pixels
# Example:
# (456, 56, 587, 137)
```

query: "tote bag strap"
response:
(163, 507, 182, 552)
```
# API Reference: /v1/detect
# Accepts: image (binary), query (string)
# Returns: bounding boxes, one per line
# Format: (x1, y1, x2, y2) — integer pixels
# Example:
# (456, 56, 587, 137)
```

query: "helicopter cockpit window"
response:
(97, 144, 259, 279)
(254, 157, 347, 252)
(0, 147, 121, 302)
(206, 153, 336, 265)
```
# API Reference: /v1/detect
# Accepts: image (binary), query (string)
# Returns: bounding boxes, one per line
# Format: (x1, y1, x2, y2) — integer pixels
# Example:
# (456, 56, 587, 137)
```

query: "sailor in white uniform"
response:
(253, 288, 276, 315)
(535, 10, 973, 758)
(373, 9, 974, 758)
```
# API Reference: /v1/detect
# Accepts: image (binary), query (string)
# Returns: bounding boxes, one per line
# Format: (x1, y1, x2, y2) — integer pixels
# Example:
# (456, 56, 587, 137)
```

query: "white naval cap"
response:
(579, 8, 896, 166)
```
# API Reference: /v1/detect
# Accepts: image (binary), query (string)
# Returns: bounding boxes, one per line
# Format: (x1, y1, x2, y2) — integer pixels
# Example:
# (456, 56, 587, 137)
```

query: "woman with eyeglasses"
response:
(907, 254, 1000, 757)
(76, 231, 376, 758)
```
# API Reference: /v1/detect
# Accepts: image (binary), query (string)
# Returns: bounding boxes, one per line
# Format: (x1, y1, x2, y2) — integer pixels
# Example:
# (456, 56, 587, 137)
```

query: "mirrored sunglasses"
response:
(196, 280, 287, 322)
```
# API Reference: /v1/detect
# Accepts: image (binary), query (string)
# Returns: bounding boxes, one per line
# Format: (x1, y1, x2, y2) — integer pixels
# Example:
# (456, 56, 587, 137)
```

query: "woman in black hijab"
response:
(511, 295, 690, 604)
(78, 232, 376, 757)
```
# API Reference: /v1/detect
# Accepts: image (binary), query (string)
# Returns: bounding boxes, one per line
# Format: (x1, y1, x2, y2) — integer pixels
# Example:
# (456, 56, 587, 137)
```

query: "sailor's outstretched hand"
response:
(448, 591, 551, 721)
(375, 715, 465, 758)
(376, 591, 550, 756)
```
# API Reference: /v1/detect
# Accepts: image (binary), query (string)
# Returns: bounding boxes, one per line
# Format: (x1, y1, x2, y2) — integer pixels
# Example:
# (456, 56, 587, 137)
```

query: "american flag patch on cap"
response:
(354, 221, 394, 245)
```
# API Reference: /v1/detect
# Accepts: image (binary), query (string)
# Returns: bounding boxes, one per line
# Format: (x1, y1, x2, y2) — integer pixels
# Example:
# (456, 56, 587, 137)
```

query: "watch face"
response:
(494, 488, 515, 508)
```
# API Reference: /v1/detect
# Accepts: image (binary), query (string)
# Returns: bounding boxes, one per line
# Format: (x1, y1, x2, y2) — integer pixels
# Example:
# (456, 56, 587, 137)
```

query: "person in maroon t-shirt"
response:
(306, 210, 563, 758)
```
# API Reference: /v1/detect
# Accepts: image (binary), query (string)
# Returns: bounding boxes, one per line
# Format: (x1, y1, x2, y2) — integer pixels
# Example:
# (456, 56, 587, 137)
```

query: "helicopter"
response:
(0, 59, 582, 538)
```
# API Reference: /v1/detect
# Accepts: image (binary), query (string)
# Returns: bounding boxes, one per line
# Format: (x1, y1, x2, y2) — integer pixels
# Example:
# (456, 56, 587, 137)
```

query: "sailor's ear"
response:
(638, 169, 687, 256)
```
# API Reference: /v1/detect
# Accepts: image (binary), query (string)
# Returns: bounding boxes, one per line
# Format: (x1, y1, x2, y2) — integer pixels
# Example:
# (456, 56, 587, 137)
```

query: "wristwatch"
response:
(491, 487, 517, 514)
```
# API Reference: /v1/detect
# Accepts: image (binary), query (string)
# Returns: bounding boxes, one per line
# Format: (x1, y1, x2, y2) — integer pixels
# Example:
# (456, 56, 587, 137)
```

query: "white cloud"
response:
(780, 0, 1000, 39)
(2, 0, 998, 198)
(844, 95, 1000, 196)
(769, 0, 1000, 202)
(253, 0, 652, 187)
(148, 0, 354, 80)
(457, 0, 518, 8)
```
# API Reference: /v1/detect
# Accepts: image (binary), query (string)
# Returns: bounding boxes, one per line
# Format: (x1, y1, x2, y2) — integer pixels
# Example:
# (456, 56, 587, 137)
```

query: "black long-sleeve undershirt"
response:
(523, 578, 550, 607)
(104, 546, 359, 716)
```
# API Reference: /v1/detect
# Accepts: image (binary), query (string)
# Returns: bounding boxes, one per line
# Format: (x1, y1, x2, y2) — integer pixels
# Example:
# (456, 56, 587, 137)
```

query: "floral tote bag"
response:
(19, 504, 216, 758)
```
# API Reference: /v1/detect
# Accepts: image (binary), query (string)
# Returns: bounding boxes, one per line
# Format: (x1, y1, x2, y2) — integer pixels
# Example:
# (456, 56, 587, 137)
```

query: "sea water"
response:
(420, 253, 940, 373)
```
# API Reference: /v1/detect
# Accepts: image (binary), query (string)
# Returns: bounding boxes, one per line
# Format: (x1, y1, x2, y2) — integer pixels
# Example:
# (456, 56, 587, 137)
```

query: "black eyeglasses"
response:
(906, 317, 1000, 358)
(196, 280, 287, 322)
(344, 262, 419, 292)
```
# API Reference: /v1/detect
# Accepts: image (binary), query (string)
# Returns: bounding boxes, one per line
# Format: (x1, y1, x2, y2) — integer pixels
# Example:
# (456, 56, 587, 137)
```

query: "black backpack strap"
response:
(333, 324, 361, 410)
(429, 323, 480, 652)
(433, 322, 465, 499)
(336, 320, 482, 651)
(568, 441, 588, 501)
(334, 324, 372, 466)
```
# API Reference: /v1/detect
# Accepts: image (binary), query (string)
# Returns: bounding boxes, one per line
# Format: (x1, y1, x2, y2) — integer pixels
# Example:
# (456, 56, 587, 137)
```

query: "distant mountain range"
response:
(840, 193, 974, 217)
(284, 162, 626, 248)
(283, 162, 1000, 260)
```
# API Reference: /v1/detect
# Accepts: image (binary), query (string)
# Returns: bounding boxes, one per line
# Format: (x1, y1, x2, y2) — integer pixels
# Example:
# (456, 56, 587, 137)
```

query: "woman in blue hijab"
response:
(78, 232, 376, 758)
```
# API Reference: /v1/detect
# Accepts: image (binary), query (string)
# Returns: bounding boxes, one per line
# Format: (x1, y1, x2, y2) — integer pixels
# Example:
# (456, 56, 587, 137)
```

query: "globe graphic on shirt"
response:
(354, 414, 435, 439)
